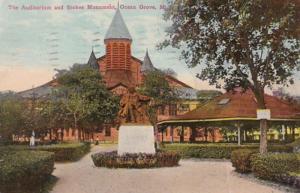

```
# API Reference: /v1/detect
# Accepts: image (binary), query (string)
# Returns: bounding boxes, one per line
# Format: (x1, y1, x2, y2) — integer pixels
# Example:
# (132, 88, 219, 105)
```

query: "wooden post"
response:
(204, 127, 208, 142)
(237, 125, 241, 146)
(161, 127, 164, 143)
(292, 125, 295, 141)
(170, 126, 174, 143)
(235, 122, 242, 146)
(189, 126, 196, 143)
(282, 125, 286, 142)
(180, 126, 184, 143)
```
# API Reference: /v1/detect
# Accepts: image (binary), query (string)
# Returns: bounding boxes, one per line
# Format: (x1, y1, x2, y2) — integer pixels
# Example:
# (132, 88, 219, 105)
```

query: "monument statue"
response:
(117, 87, 155, 155)
(118, 87, 150, 124)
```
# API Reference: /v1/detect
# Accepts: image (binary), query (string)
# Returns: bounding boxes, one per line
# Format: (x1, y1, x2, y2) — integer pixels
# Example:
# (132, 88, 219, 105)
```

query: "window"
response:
(158, 106, 165, 115)
(169, 104, 177, 116)
(218, 98, 230, 105)
(178, 104, 190, 112)
(105, 127, 111, 137)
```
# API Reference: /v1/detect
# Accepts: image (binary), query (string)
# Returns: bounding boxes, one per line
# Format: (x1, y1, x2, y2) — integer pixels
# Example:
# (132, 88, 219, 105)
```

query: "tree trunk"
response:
(254, 88, 268, 154)
(260, 119, 268, 154)
(204, 127, 208, 142)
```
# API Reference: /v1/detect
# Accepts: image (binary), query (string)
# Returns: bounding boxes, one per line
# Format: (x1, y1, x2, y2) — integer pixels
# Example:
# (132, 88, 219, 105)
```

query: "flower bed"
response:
(91, 151, 181, 168)
(162, 143, 292, 159)
(0, 150, 55, 192)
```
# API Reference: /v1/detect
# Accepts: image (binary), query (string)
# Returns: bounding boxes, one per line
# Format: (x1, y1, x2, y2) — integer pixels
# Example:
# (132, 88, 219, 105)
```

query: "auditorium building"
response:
(18, 8, 206, 143)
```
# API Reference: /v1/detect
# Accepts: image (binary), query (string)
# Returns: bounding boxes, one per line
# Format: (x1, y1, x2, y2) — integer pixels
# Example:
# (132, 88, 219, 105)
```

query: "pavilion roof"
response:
(159, 89, 300, 124)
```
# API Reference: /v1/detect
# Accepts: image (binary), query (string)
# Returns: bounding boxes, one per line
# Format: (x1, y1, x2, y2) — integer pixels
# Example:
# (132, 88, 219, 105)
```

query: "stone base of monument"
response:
(117, 124, 155, 155)
(91, 124, 181, 168)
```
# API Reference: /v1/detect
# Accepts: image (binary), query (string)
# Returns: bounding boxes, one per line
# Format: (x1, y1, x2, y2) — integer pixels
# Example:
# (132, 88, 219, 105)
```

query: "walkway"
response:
(51, 145, 296, 193)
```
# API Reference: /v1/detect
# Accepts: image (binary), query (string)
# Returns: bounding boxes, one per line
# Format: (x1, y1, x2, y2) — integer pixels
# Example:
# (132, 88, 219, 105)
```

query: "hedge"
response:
(35, 142, 91, 161)
(162, 144, 292, 159)
(250, 153, 300, 187)
(0, 150, 55, 192)
(231, 149, 258, 173)
(91, 151, 181, 168)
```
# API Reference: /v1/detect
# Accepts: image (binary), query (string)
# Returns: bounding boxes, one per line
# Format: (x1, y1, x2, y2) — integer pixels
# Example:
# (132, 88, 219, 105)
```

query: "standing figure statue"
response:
(118, 87, 150, 124)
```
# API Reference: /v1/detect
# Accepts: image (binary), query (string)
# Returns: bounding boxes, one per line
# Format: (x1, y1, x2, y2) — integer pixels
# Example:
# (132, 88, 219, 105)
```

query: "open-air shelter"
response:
(158, 89, 300, 145)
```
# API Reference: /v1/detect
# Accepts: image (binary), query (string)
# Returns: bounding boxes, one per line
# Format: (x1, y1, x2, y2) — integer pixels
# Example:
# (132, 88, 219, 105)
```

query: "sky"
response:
(0, 0, 299, 95)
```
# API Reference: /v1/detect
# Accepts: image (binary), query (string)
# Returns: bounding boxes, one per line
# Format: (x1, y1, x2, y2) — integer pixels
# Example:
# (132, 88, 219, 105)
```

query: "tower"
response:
(104, 8, 132, 71)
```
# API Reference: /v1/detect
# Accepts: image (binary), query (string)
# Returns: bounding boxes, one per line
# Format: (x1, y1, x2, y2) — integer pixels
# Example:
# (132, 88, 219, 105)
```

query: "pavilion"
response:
(158, 88, 300, 145)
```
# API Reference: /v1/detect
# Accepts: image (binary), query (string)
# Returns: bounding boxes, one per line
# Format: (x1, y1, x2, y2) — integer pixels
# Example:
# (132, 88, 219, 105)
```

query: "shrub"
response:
(251, 153, 300, 187)
(91, 151, 181, 168)
(288, 138, 300, 153)
(231, 149, 258, 173)
(0, 150, 55, 192)
(35, 142, 91, 161)
(162, 144, 292, 159)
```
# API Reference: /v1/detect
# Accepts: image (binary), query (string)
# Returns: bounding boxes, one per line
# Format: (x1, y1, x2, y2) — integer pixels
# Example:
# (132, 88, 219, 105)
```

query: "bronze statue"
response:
(118, 87, 150, 124)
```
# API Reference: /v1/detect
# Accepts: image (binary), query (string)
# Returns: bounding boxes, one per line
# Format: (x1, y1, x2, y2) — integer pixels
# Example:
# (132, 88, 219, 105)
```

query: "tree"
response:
(160, 0, 299, 153)
(138, 70, 179, 147)
(0, 97, 24, 143)
(56, 64, 120, 140)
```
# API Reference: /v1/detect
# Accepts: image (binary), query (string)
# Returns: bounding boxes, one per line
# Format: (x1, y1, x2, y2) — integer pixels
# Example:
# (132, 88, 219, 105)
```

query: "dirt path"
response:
(51, 145, 296, 193)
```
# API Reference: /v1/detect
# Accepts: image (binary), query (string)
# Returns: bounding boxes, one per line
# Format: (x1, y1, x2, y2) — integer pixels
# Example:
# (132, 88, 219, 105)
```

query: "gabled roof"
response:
(159, 89, 300, 123)
(87, 50, 99, 69)
(104, 70, 136, 89)
(104, 8, 132, 41)
(17, 80, 57, 99)
(141, 50, 155, 72)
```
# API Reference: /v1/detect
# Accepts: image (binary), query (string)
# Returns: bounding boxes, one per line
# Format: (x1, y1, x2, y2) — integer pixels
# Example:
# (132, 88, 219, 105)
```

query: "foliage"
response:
(0, 97, 24, 143)
(35, 142, 91, 161)
(163, 143, 292, 159)
(196, 90, 222, 102)
(250, 153, 300, 187)
(91, 151, 181, 168)
(139, 70, 178, 124)
(160, 0, 300, 153)
(54, 65, 120, 134)
(0, 150, 55, 192)
(231, 149, 258, 173)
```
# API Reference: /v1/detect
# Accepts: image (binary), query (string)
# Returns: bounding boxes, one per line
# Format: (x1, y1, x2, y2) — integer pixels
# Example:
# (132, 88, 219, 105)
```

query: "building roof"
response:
(165, 75, 192, 89)
(176, 87, 199, 100)
(104, 70, 136, 89)
(159, 89, 300, 124)
(87, 50, 99, 69)
(17, 80, 57, 99)
(141, 50, 155, 72)
(104, 8, 132, 41)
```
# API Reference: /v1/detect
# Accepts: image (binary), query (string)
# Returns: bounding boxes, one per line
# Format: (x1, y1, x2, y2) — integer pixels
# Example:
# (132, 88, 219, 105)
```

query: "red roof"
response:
(104, 69, 136, 89)
(160, 89, 300, 123)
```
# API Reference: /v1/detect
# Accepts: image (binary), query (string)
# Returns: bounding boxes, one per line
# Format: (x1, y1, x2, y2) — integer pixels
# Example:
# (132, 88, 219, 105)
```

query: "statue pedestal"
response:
(117, 124, 155, 155)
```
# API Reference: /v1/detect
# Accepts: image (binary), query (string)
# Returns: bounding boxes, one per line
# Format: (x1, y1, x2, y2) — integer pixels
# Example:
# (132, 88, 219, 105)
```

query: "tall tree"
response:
(160, 0, 299, 153)
(56, 65, 120, 139)
(138, 70, 179, 147)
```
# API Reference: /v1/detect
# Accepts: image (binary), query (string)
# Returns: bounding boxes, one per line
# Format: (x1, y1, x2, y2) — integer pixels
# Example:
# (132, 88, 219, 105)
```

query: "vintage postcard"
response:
(0, 0, 299, 193)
